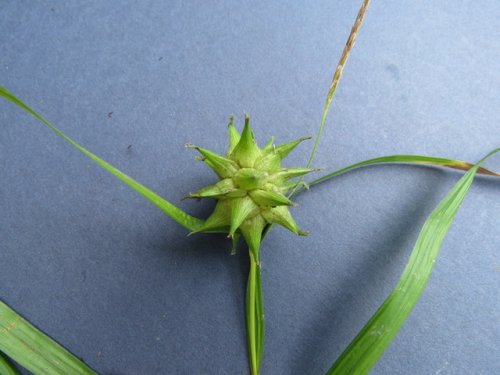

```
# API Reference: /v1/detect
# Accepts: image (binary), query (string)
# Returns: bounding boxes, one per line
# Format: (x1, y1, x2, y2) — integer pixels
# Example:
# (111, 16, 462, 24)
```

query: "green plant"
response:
(1, 0, 498, 374)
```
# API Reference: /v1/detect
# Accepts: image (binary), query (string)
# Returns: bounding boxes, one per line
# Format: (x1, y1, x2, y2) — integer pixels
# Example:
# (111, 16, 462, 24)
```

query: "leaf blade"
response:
(325, 148, 499, 375)
(294, 154, 499, 196)
(0, 352, 21, 375)
(0, 301, 96, 375)
(0, 86, 204, 231)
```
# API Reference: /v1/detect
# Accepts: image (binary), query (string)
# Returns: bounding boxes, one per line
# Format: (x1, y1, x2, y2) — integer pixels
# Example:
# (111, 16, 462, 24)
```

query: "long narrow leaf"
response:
(0, 352, 20, 375)
(0, 301, 96, 375)
(326, 148, 500, 375)
(294, 154, 499, 196)
(0, 86, 204, 231)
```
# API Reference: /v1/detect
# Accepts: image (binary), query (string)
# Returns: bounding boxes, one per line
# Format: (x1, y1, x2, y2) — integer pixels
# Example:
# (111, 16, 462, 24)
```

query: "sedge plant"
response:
(1, 0, 499, 374)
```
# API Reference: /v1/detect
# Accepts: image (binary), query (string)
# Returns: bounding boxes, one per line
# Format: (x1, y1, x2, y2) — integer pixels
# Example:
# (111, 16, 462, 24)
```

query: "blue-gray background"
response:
(1, 1, 499, 374)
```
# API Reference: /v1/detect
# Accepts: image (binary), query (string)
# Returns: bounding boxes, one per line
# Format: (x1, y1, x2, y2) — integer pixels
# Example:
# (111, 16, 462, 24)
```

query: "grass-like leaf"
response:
(0, 301, 96, 375)
(0, 86, 204, 232)
(325, 148, 499, 375)
(0, 352, 20, 375)
(296, 154, 500, 194)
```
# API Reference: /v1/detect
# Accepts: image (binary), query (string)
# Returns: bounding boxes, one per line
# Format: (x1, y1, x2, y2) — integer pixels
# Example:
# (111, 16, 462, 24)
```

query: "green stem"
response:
(246, 249, 264, 375)
(255, 264, 265, 369)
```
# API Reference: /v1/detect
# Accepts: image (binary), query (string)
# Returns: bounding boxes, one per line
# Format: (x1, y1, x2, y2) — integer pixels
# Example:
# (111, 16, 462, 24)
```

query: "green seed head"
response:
(187, 116, 314, 251)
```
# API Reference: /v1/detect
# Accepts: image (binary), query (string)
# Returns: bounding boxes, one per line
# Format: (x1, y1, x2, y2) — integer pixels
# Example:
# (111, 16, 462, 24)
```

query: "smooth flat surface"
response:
(1, 1, 499, 374)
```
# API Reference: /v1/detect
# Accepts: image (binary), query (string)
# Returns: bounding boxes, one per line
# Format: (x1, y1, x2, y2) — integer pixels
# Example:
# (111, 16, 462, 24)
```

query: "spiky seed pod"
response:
(186, 115, 315, 253)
